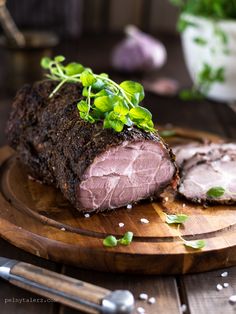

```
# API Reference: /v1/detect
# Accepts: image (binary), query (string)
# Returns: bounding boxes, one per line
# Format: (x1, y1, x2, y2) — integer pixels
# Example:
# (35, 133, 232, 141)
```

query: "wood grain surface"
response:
(10, 262, 110, 314)
(0, 128, 235, 275)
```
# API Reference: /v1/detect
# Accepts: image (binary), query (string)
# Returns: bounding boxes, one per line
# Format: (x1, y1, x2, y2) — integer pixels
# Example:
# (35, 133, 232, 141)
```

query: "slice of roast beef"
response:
(6, 80, 177, 212)
(178, 145, 236, 204)
(173, 142, 236, 167)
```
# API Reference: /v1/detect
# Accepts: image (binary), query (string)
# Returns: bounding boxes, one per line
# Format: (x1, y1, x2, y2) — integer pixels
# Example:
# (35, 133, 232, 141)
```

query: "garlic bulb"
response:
(112, 25, 167, 72)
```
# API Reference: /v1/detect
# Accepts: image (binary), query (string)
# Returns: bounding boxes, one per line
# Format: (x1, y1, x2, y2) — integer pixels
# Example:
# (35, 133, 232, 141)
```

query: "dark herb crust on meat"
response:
(6, 80, 178, 212)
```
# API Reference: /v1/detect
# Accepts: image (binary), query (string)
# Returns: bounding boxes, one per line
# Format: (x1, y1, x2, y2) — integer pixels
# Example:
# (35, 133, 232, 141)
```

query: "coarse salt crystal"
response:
(119, 222, 125, 228)
(139, 293, 148, 301)
(84, 213, 90, 218)
(60, 227, 66, 231)
(223, 283, 229, 288)
(182, 203, 186, 208)
(140, 218, 149, 224)
(221, 271, 228, 277)
(127, 204, 132, 209)
(137, 306, 145, 314)
(229, 295, 236, 303)
(181, 304, 187, 313)
(164, 197, 169, 202)
(222, 155, 231, 162)
(148, 297, 156, 304)
(216, 284, 223, 291)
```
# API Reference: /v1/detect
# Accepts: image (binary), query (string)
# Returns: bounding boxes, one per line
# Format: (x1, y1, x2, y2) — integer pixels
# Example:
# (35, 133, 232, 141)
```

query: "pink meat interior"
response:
(76, 141, 175, 211)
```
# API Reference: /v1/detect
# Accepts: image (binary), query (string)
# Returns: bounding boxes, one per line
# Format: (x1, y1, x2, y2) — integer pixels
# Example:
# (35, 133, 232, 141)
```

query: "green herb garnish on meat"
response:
(207, 186, 225, 198)
(41, 56, 154, 133)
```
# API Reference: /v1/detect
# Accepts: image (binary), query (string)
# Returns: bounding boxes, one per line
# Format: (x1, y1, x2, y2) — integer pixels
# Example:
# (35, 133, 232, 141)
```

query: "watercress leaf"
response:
(92, 79, 105, 91)
(54, 55, 65, 63)
(50, 66, 62, 78)
(77, 100, 88, 113)
(111, 121, 123, 132)
(118, 231, 133, 246)
(113, 102, 129, 115)
(65, 62, 84, 76)
(90, 108, 104, 120)
(137, 124, 154, 132)
(87, 115, 95, 123)
(106, 114, 124, 132)
(165, 214, 188, 224)
(119, 115, 129, 124)
(184, 240, 205, 250)
(103, 118, 111, 129)
(82, 87, 88, 97)
(120, 81, 145, 103)
(207, 186, 225, 198)
(95, 89, 112, 97)
(81, 113, 95, 123)
(94, 96, 114, 112)
(80, 70, 96, 87)
(131, 93, 144, 106)
(136, 120, 154, 132)
(110, 120, 124, 132)
(41, 57, 51, 69)
(125, 117, 133, 127)
(103, 235, 118, 247)
(99, 73, 109, 78)
(79, 112, 87, 120)
(159, 130, 176, 138)
(129, 106, 152, 121)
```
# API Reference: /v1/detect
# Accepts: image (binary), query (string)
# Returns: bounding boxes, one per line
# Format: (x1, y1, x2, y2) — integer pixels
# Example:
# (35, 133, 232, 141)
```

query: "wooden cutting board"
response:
(1, 127, 236, 275)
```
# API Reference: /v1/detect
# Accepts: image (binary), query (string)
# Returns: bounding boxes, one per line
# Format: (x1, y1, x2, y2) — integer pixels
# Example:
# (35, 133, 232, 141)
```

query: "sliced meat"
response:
(178, 145, 236, 204)
(183, 147, 236, 172)
(6, 80, 177, 212)
(173, 142, 236, 167)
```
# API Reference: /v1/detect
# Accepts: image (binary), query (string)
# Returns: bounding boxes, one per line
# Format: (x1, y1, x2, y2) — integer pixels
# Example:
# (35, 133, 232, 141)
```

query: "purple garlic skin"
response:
(112, 25, 167, 72)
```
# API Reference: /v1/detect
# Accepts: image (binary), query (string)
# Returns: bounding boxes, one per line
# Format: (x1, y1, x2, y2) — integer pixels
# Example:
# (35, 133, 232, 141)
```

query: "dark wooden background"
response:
(1, 1, 236, 313)
(5, 0, 178, 36)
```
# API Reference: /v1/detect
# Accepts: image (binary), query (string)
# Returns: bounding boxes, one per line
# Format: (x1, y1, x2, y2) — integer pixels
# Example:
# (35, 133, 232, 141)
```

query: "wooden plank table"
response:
(0, 34, 236, 314)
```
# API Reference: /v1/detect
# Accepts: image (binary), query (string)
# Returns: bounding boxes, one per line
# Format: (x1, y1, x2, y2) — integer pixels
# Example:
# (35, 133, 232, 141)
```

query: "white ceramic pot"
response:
(181, 13, 236, 102)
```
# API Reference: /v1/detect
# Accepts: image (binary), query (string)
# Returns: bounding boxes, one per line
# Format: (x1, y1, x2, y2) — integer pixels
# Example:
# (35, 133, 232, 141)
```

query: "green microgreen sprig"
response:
(165, 213, 206, 250)
(41, 56, 154, 133)
(103, 231, 134, 247)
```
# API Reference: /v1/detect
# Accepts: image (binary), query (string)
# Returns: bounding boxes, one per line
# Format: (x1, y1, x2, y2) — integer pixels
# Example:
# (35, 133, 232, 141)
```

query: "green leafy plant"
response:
(41, 56, 154, 133)
(170, 0, 236, 20)
(170, 0, 231, 100)
(180, 63, 225, 100)
(103, 231, 134, 247)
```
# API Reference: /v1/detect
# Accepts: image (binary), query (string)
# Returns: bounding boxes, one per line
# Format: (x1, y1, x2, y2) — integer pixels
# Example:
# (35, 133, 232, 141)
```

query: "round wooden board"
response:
(1, 127, 236, 274)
